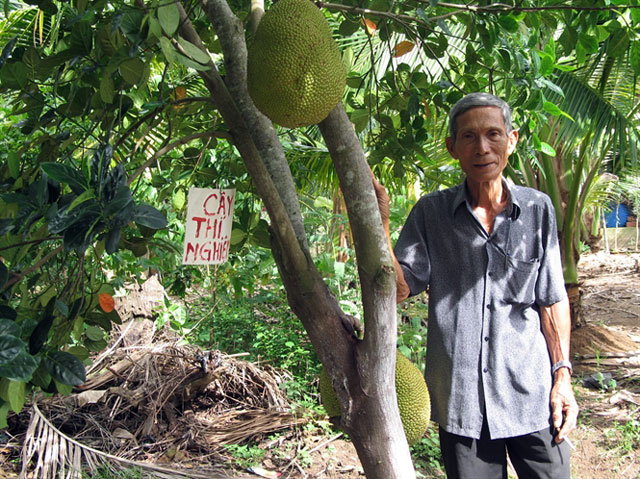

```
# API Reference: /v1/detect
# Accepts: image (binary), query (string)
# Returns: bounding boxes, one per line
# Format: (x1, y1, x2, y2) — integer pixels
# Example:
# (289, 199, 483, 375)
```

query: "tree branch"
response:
(126, 130, 231, 185)
(319, 102, 414, 479)
(319, 1, 640, 26)
(2, 245, 64, 292)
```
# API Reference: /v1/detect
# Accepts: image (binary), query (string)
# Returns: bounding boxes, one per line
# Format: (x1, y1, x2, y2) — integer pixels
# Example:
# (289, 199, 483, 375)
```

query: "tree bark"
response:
(178, 2, 416, 477)
(319, 105, 416, 478)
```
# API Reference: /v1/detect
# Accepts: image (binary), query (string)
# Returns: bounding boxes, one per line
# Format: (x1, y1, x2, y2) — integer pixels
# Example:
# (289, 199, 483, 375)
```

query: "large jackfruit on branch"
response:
(319, 351, 431, 446)
(247, 0, 346, 128)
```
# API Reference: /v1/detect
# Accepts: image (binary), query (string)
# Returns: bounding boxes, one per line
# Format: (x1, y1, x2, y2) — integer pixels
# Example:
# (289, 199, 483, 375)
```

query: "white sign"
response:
(182, 188, 235, 265)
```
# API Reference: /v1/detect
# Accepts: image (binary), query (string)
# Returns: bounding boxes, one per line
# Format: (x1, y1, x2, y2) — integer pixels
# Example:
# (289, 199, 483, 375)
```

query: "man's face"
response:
(445, 106, 518, 186)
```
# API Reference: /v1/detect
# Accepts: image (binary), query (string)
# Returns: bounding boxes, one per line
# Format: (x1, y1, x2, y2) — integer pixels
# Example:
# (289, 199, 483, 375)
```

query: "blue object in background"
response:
(604, 202, 629, 227)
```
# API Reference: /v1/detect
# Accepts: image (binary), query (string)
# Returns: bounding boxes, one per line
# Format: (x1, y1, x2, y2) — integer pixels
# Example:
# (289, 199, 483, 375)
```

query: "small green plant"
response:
(411, 424, 444, 477)
(616, 417, 640, 452)
(223, 444, 266, 469)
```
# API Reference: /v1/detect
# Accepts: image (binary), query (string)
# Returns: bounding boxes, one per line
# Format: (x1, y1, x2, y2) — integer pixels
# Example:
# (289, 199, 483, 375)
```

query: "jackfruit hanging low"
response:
(319, 351, 431, 446)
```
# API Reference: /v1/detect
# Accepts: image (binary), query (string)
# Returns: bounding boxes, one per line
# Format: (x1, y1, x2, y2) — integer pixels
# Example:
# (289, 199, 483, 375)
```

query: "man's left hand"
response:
(550, 369, 579, 443)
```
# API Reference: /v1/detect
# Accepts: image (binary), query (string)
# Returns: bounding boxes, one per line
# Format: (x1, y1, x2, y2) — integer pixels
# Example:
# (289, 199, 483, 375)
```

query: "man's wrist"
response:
(551, 360, 572, 376)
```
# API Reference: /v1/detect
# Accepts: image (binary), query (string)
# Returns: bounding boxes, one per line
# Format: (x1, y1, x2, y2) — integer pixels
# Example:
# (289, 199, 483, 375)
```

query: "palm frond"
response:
(19, 403, 227, 479)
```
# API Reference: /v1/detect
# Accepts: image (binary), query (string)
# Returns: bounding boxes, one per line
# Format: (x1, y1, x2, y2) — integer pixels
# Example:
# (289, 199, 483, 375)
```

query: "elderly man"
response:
(374, 92, 579, 478)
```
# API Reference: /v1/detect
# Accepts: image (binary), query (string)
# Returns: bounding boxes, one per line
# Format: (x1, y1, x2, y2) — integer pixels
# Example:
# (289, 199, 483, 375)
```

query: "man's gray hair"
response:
(448, 93, 513, 141)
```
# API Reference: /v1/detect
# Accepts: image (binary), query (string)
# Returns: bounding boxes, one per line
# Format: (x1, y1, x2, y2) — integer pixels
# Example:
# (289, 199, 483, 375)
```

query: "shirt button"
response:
(486, 304, 493, 311)
(484, 336, 489, 342)
(483, 367, 488, 373)
(488, 272, 494, 277)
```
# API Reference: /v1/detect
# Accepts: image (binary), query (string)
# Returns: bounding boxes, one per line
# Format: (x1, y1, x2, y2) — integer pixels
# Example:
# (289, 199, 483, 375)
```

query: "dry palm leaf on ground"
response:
(17, 343, 311, 479)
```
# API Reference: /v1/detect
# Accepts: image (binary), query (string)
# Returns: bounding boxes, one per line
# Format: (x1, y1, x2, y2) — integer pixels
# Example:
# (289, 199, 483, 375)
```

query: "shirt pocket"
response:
(501, 256, 539, 306)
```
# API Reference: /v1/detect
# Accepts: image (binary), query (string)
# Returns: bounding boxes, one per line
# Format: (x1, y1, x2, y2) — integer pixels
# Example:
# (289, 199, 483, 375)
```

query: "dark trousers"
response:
(438, 416, 571, 479)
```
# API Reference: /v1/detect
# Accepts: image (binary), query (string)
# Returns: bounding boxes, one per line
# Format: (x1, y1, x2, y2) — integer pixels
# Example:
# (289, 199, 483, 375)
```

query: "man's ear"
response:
(446, 137, 457, 158)
(507, 129, 519, 155)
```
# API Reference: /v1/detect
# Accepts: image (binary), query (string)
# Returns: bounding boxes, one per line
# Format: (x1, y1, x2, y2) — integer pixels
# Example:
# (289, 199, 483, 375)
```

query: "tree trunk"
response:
(566, 283, 583, 330)
(180, 2, 416, 477)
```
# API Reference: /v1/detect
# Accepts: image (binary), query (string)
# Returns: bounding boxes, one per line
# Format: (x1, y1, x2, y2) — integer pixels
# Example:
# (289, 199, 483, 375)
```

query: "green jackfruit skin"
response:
(247, 0, 346, 128)
(319, 352, 431, 446)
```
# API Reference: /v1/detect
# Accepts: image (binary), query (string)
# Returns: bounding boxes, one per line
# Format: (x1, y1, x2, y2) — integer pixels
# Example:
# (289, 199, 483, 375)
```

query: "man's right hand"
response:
(370, 170, 391, 232)
(369, 168, 411, 303)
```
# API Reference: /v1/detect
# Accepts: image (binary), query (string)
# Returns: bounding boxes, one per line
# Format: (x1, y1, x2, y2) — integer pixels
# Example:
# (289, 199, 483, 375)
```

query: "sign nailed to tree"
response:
(183, 188, 235, 265)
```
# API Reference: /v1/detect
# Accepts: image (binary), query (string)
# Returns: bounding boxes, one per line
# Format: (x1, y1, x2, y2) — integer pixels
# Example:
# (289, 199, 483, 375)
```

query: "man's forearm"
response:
(540, 298, 572, 378)
(387, 233, 411, 303)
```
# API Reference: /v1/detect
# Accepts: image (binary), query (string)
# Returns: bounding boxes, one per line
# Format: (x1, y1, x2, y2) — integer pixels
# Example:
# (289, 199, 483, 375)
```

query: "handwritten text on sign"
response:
(183, 188, 235, 265)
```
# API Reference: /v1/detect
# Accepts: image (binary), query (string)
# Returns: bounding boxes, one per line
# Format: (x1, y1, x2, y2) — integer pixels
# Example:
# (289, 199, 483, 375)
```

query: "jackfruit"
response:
(247, 0, 346, 128)
(319, 351, 430, 445)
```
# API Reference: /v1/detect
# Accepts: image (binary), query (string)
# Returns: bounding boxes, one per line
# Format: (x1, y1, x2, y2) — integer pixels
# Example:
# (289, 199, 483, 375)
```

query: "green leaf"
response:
(0, 400, 9, 428)
(69, 21, 93, 55)
(148, 16, 162, 39)
(631, 43, 640, 76)
(133, 204, 168, 229)
(44, 351, 86, 386)
(578, 33, 598, 54)
(0, 61, 29, 89)
(606, 29, 629, 57)
(67, 346, 90, 361)
(22, 47, 41, 80)
(174, 51, 211, 71)
(542, 101, 574, 121)
(53, 380, 73, 395)
(30, 361, 51, 390)
(159, 37, 175, 64)
(540, 142, 556, 157)
(100, 75, 115, 104)
(497, 15, 519, 33)
(0, 335, 24, 365)
(0, 318, 20, 338)
(0, 378, 26, 413)
(85, 325, 103, 341)
(230, 229, 246, 245)
(251, 220, 271, 249)
(29, 315, 53, 355)
(0, 350, 39, 381)
(349, 109, 369, 133)
(0, 261, 7, 289)
(157, 2, 179, 36)
(543, 101, 563, 116)
(172, 189, 186, 210)
(0, 307, 17, 322)
(177, 37, 210, 64)
(119, 57, 145, 85)
(7, 151, 20, 178)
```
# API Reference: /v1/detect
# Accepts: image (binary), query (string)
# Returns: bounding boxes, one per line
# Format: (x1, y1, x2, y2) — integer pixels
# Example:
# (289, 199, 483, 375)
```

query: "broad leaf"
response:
(0, 378, 26, 413)
(29, 315, 53, 355)
(0, 261, 7, 289)
(0, 351, 39, 382)
(133, 204, 168, 229)
(177, 37, 210, 64)
(119, 57, 145, 85)
(158, 2, 179, 36)
(0, 35, 17, 68)
(0, 318, 20, 337)
(0, 335, 24, 365)
(0, 307, 17, 322)
(44, 351, 86, 386)
(100, 75, 115, 104)
(40, 162, 88, 195)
